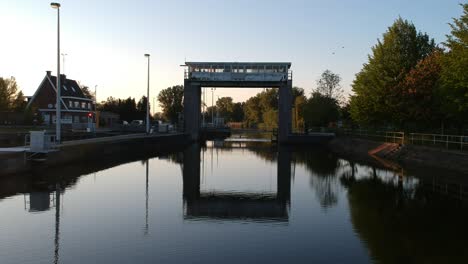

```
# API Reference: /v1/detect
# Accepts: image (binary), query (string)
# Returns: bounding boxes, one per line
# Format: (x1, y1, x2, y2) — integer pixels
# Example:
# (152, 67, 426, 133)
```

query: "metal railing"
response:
(342, 129, 405, 144)
(409, 133, 468, 151)
(184, 69, 293, 81)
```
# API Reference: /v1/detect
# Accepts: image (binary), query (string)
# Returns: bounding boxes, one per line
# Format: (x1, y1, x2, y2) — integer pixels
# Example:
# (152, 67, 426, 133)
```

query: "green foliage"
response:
(350, 18, 436, 126)
(158, 85, 184, 123)
(216, 97, 234, 121)
(231, 102, 244, 122)
(261, 109, 278, 130)
(303, 92, 340, 127)
(439, 3, 468, 126)
(243, 96, 262, 127)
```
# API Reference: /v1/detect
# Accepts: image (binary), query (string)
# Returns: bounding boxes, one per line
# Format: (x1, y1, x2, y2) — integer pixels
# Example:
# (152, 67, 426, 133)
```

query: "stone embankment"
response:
(0, 133, 190, 176)
(329, 136, 468, 175)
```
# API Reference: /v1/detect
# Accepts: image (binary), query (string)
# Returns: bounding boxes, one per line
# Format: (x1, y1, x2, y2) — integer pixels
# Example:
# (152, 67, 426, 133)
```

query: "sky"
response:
(0, 0, 464, 112)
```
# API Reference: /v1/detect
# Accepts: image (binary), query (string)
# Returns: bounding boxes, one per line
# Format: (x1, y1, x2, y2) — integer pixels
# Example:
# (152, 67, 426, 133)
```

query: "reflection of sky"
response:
(201, 147, 277, 194)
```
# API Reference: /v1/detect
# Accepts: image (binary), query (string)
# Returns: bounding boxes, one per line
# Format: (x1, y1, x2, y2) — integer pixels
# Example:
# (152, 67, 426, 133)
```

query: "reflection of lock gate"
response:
(182, 144, 292, 222)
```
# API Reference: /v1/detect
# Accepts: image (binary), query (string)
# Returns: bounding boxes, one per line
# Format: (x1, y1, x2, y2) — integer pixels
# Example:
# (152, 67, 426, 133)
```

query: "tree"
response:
(231, 102, 244, 122)
(216, 97, 234, 121)
(303, 92, 340, 127)
(316, 70, 343, 102)
(350, 18, 436, 126)
(12, 91, 27, 112)
(396, 50, 443, 128)
(158, 85, 184, 123)
(261, 109, 278, 130)
(0, 77, 19, 111)
(137, 96, 149, 119)
(439, 3, 468, 127)
(293, 94, 307, 130)
(80, 85, 94, 100)
(258, 88, 278, 112)
(243, 96, 262, 127)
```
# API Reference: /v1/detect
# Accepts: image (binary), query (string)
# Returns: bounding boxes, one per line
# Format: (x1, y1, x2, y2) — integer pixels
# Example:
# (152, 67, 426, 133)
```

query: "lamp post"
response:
(61, 53, 67, 74)
(211, 88, 216, 125)
(94, 85, 97, 126)
(144, 54, 150, 133)
(51, 2, 61, 143)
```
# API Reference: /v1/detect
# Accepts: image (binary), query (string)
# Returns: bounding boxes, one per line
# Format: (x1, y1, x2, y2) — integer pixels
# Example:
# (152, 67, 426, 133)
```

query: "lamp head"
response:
(144, 54, 150, 57)
(50, 2, 61, 9)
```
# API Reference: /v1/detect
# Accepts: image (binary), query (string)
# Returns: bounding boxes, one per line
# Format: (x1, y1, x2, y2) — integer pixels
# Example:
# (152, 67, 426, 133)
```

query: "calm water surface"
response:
(1, 141, 468, 264)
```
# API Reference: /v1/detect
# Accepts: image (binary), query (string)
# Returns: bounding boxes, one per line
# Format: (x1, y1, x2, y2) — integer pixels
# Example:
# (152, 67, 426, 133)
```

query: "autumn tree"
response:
(395, 51, 443, 128)
(350, 18, 435, 126)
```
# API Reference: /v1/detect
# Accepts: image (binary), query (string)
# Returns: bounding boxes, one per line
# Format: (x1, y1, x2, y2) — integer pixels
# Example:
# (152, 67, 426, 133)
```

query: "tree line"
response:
(98, 96, 150, 122)
(350, 4, 468, 132)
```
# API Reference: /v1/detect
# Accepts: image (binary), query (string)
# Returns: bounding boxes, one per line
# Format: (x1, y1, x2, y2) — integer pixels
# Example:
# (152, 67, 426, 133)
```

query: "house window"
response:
(69, 101, 72, 108)
(74, 101, 79, 108)
(88, 103, 91, 109)
(81, 102, 86, 109)
(63, 85, 68, 91)
(71, 86, 76, 92)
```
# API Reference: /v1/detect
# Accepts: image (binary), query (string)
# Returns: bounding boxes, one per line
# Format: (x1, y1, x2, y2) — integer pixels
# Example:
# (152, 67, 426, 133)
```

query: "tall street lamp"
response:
(94, 85, 98, 126)
(144, 54, 150, 133)
(51, 2, 61, 143)
(61, 53, 67, 74)
(211, 87, 216, 125)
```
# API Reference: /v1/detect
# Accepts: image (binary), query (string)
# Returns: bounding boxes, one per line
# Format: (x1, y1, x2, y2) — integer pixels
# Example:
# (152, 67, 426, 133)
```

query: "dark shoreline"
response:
(328, 136, 468, 176)
(0, 133, 191, 177)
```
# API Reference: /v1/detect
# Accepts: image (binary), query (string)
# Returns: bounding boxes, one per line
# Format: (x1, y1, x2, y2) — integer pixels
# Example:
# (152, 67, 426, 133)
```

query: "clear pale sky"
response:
(0, 0, 463, 112)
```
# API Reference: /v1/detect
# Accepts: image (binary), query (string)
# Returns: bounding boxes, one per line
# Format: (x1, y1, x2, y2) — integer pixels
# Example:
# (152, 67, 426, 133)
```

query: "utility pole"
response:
(51, 2, 61, 143)
(61, 53, 67, 74)
(144, 54, 150, 133)
(211, 88, 215, 125)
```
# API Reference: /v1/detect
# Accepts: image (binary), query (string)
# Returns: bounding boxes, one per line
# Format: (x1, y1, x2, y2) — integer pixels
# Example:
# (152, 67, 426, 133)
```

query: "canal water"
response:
(1, 141, 468, 263)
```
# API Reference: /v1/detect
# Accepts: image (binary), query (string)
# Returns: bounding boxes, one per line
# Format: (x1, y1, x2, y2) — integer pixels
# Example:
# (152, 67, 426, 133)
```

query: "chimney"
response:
(46, 70, 51, 76)
(60, 74, 67, 83)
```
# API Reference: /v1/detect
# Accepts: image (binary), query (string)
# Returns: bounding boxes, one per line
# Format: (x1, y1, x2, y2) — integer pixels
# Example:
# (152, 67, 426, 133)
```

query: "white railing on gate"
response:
(409, 133, 468, 151)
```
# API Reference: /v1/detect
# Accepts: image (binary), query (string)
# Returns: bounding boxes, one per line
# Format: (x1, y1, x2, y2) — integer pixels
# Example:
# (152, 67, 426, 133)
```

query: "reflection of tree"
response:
(344, 174, 468, 263)
(294, 148, 342, 209)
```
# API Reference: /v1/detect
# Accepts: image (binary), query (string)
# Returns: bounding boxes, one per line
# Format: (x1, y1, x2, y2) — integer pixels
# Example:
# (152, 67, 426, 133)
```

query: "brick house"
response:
(27, 71, 95, 126)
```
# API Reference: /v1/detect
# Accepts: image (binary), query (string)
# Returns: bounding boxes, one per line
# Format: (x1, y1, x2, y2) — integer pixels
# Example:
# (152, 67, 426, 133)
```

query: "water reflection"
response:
(341, 167, 468, 263)
(22, 181, 63, 264)
(1, 141, 468, 263)
(182, 143, 291, 223)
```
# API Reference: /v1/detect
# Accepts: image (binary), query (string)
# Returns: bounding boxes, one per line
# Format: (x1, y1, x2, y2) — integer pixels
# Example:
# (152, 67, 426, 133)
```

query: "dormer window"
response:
(71, 86, 76, 92)
(74, 101, 79, 108)
(69, 101, 72, 108)
(63, 85, 68, 91)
